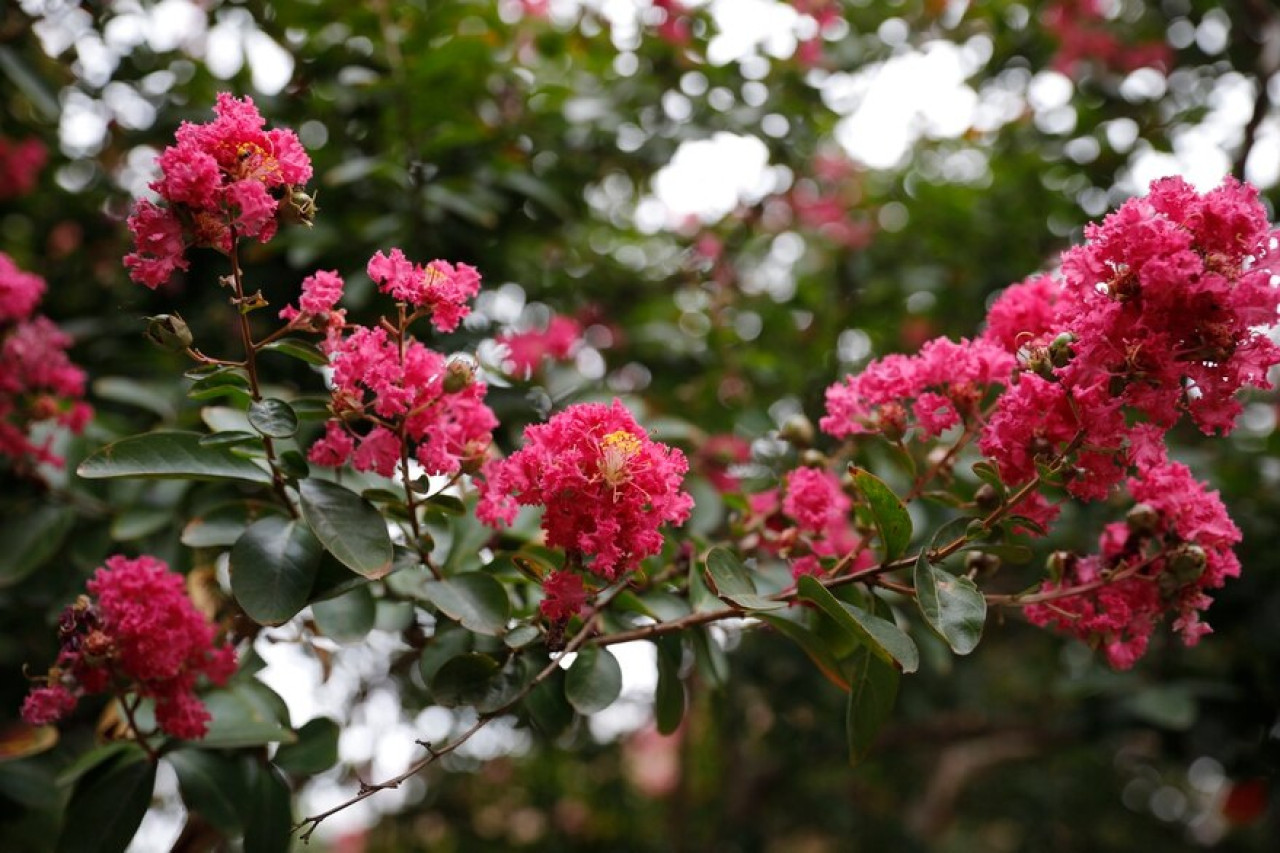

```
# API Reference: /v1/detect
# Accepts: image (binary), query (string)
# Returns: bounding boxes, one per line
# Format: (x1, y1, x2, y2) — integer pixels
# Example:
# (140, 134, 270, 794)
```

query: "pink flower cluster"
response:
(822, 337, 1015, 440)
(309, 324, 497, 478)
(747, 466, 864, 579)
(496, 314, 582, 377)
(477, 400, 693, 582)
(367, 249, 481, 333)
(0, 253, 92, 471)
(278, 268, 347, 346)
(0, 136, 47, 200)
(1043, 0, 1172, 77)
(1025, 457, 1241, 668)
(979, 176, 1280, 500)
(21, 555, 237, 739)
(822, 177, 1276, 667)
(124, 93, 312, 289)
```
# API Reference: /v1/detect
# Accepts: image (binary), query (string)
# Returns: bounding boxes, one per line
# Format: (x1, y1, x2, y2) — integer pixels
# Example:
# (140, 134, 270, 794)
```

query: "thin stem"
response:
(227, 237, 298, 517)
(119, 693, 160, 762)
(294, 582, 627, 842)
(903, 424, 977, 502)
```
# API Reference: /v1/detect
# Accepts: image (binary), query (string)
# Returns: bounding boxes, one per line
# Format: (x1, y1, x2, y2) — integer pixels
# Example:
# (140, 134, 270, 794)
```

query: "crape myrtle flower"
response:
(477, 400, 693, 582)
(21, 555, 237, 740)
(124, 93, 312, 289)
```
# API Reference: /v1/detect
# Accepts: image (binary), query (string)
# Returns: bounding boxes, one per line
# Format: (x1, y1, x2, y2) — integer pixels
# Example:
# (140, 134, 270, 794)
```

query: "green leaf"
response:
(704, 547, 785, 612)
(260, 337, 329, 366)
(198, 430, 260, 448)
(299, 478, 394, 578)
(312, 585, 377, 642)
(92, 376, 177, 420)
(273, 717, 341, 776)
(418, 627, 474, 685)
(243, 762, 292, 853)
(654, 637, 685, 735)
(0, 505, 74, 588)
(442, 510, 493, 575)
(168, 749, 244, 836)
(77, 431, 272, 485)
(1122, 685, 1197, 731)
(846, 645, 900, 765)
(231, 517, 323, 626)
(525, 673, 573, 739)
(796, 576, 919, 673)
(56, 744, 156, 853)
(914, 554, 987, 655)
(55, 742, 137, 788)
(188, 369, 251, 402)
(504, 624, 542, 649)
(247, 398, 299, 439)
(200, 682, 296, 749)
(426, 493, 466, 515)
(564, 646, 623, 715)
(850, 467, 913, 561)
(181, 501, 285, 549)
(758, 614, 851, 691)
(430, 652, 502, 708)
(109, 506, 173, 541)
(421, 573, 510, 635)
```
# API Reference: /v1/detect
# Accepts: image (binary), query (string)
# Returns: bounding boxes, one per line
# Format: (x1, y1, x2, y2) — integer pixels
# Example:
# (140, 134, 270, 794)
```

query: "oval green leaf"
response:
(56, 744, 156, 853)
(796, 575, 919, 673)
(299, 478, 394, 578)
(273, 717, 341, 776)
(564, 646, 622, 715)
(168, 749, 244, 836)
(846, 645, 900, 766)
(243, 762, 292, 853)
(260, 337, 329, 366)
(312, 585, 377, 642)
(850, 467, 913, 561)
(421, 572, 511, 635)
(230, 517, 322, 626)
(914, 554, 987, 655)
(247, 398, 299, 439)
(758, 614, 851, 691)
(0, 505, 74, 589)
(199, 682, 296, 749)
(77, 431, 272, 485)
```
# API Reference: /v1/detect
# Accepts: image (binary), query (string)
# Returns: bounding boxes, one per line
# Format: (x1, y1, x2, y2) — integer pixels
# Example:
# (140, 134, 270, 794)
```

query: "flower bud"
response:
(800, 449, 827, 468)
(1168, 543, 1207, 584)
(144, 314, 193, 351)
(444, 357, 476, 393)
(280, 187, 319, 227)
(974, 482, 1002, 512)
(1046, 550, 1073, 581)
(1049, 332, 1075, 368)
(780, 414, 815, 447)
(1125, 502, 1160, 536)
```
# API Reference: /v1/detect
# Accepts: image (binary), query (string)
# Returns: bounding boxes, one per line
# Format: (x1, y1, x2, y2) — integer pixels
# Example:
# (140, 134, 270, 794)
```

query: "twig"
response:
(293, 582, 627, 842)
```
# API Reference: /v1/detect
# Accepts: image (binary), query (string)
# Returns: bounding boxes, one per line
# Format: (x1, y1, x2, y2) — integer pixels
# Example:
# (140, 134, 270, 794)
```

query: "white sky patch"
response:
(705, 0, 799, 65)
(643, 132, 773, 227)
(832, 41, 979, 170)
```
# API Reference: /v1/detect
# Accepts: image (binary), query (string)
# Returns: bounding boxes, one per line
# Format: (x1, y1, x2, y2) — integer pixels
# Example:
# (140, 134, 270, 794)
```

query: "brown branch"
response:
(293, 582, 628, 842)
(228, 238, 298, 517)
(1234, 2, 1280, 176)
